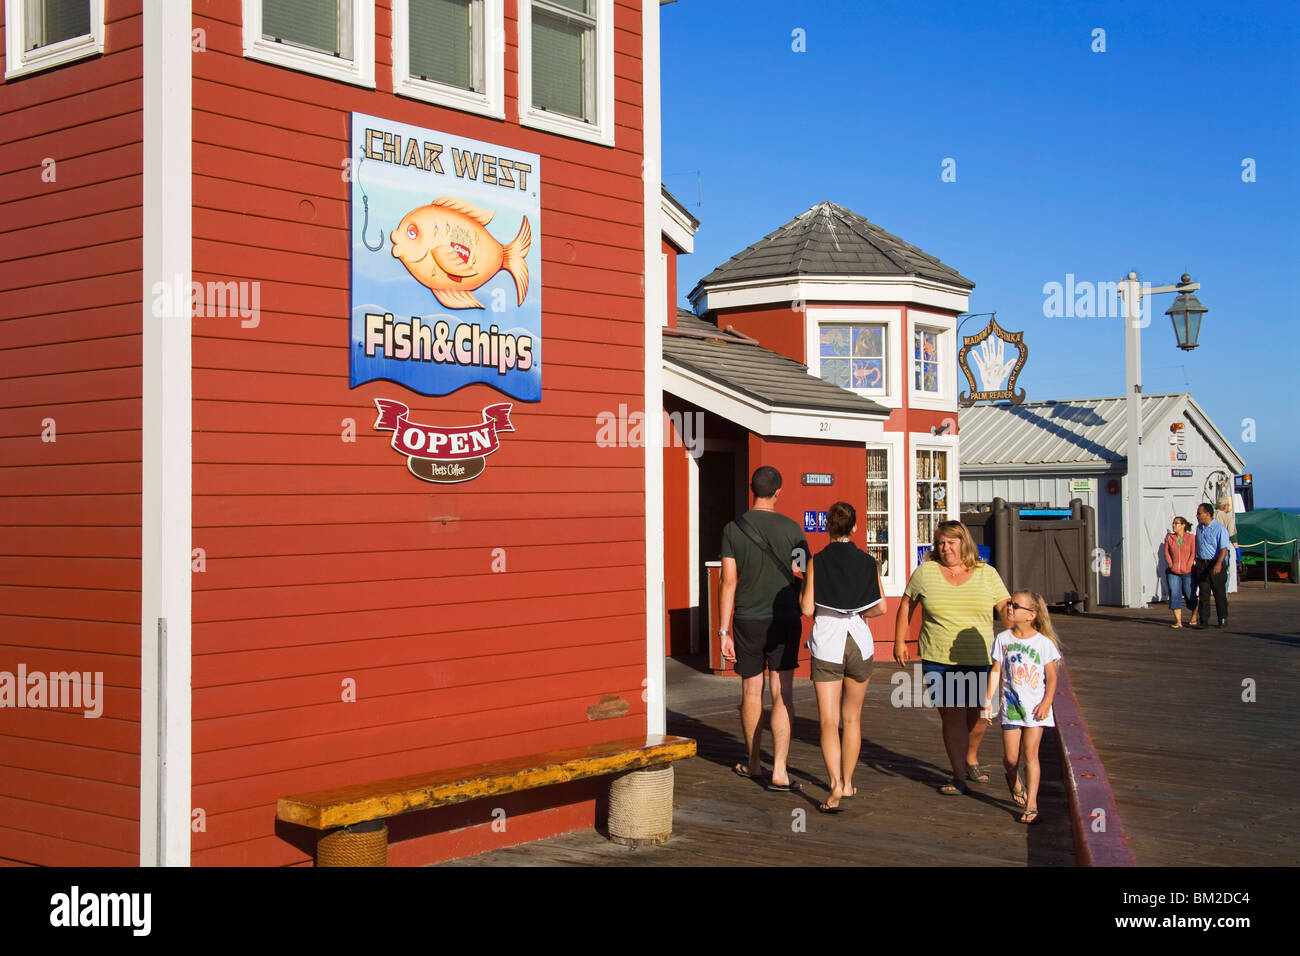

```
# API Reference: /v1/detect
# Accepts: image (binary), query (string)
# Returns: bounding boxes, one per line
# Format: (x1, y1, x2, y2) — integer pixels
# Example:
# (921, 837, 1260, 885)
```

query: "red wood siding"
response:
(190, 1, 647, 865)
(0, 2, 144, 867)
(713, 302, 807, 364)
(662, 394, 693, 654)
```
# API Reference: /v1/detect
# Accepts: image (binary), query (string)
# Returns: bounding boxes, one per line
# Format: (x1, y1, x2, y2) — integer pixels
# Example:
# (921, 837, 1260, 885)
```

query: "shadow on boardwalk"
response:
(1054, 581, 1300, 866)
(443, 657, 1076, 867)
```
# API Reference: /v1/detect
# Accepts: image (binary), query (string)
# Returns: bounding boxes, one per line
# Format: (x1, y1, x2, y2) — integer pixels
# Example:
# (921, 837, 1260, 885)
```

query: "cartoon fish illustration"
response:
(389, 197, 531, 310)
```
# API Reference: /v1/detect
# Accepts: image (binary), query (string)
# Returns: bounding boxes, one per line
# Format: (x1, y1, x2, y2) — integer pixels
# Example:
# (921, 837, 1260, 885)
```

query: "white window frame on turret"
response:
(805, 307, 902, 409)
(907, 309, 957, 412)
(5, 0, 104, 79)
(865, 430, 906, 596)
(909, 432, 960, 577)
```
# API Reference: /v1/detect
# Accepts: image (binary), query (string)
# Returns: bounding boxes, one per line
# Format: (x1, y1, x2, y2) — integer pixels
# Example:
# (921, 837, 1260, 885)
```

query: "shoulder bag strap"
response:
(735, 515, 798, 586)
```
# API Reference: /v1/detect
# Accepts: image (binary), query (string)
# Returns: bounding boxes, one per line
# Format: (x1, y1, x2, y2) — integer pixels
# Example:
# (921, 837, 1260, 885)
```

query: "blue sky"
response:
(661, 0, 1299, 505)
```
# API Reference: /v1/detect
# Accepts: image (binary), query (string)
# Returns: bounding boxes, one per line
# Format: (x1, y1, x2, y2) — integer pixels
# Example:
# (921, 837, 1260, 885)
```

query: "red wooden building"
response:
(661, 201, 974, 666)
(1, 0, 665, 866)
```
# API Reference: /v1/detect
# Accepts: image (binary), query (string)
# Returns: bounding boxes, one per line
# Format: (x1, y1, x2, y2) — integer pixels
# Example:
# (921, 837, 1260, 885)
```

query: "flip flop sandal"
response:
(818, 801, 844, 814)
(765, 779, 804, 793)
(1005, 769, 1027, 806)
(842, 786, 857, 799)
(966, 764, 990, 783)
(1019, 809, 1040, 824)
(938, 781, 970, 796)
(732, 763, 761, 780)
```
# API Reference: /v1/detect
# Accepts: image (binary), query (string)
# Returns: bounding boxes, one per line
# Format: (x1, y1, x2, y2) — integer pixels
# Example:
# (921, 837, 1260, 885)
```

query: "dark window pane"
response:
(410, 0, 474, 90)
(263, 0, 348, 58)
(533, 7, 587, 120)
(30, 0, 90, 49)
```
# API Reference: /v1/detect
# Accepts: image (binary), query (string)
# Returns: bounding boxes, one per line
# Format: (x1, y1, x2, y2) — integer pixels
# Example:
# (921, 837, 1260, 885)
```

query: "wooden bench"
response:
(277, 733, 697, 866)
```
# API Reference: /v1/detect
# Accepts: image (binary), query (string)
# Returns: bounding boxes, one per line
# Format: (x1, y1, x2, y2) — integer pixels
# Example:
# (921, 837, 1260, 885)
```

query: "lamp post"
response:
(1116, 272, 1207, 609)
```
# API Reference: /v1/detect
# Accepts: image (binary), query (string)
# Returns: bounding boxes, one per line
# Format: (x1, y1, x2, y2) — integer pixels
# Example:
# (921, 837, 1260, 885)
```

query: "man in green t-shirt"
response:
(719, 466, 809, 791)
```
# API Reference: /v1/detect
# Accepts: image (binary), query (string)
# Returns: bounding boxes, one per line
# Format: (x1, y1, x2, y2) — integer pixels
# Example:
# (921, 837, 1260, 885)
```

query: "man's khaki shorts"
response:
(810, 638, 874, 683)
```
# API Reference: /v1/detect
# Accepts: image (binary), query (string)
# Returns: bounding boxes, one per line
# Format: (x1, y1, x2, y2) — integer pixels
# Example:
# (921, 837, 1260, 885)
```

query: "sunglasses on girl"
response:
(1008, 601, 1031, 611)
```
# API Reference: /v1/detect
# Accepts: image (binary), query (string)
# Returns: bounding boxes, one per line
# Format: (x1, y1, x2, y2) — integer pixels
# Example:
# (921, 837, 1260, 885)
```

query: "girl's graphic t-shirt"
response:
(991, 629, 1062, 727)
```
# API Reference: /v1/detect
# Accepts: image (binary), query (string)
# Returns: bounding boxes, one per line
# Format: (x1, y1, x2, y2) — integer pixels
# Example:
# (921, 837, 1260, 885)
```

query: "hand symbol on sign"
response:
(971, 336, 1015, 392)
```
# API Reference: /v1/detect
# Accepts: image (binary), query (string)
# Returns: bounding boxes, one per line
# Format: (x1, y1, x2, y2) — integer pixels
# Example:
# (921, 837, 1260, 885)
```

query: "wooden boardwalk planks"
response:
(443, 658, 1077, 867)
(1052, 584, 1300, 866)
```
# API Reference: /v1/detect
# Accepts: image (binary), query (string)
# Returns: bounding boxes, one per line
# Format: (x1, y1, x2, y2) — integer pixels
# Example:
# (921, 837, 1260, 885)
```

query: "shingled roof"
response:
(694, 201, 974, 291)
(664, 311, 889, 416)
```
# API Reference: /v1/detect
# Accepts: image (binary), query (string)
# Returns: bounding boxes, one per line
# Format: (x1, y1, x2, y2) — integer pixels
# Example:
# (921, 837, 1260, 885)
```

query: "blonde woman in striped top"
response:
(894, 520, 1011, 795)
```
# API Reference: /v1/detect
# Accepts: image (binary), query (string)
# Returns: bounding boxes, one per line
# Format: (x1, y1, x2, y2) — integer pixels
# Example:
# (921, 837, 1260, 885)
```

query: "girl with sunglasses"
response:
(981, 591, 1062, 824)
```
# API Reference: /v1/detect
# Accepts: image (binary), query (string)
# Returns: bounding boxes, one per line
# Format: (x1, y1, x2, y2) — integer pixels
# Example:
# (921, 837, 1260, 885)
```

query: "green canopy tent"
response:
(1233, 509, 1300, 582)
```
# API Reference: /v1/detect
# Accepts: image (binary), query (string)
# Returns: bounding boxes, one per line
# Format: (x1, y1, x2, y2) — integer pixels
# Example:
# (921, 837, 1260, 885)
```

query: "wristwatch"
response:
(717, 629, 730, 636)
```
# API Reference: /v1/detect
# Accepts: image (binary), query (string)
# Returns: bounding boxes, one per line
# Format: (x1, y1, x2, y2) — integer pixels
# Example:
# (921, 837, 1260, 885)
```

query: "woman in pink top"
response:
(1164, 517, 1198, 628)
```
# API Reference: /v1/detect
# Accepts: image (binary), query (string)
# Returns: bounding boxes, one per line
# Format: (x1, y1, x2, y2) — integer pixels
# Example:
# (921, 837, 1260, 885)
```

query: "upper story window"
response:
(5, 0, 103, 80)
(818, 322, 886, 393)
(393, 0, 504, 118)
(517, 0, 614, 146)
(914, 328, 940, 392)
(906, 312, 956, 411)
(244, 0, 375, 88)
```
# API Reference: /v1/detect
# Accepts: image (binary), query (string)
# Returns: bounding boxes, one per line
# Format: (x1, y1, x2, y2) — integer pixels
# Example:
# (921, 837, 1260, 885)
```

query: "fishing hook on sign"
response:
(357, 150, 384, 252)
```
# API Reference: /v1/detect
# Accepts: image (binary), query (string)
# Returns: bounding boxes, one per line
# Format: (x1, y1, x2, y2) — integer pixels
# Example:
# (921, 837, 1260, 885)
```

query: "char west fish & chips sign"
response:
(350, 112, 541, 401)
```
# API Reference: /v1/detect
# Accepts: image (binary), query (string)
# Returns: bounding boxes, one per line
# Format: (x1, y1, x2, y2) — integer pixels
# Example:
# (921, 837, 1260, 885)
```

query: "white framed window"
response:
(910, 436, 960, 575)
(806, 307, 902, 408)
(817, 322, 887, 394)
(907, 310, 957, 411)
(862, 431, 904, 595)
(243, 0, 375, 88)
(914, 328, 940, 393)
(392, 0, 504, 118)
(517, 0, 614, 146)
(5, 0, 103, 80)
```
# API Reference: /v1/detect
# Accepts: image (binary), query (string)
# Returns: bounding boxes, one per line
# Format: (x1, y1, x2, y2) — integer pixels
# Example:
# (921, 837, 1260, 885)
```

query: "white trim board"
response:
(691, 276, 971, 315)
(664, 363, 888, 444)
(660, 190, 696, 253)
(140, 0, 193, 868)
(642, 0, 665, 735)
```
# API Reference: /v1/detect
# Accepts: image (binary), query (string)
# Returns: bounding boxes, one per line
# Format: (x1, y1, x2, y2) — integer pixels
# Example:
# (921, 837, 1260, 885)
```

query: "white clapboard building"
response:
(959, 393, 1246, 606)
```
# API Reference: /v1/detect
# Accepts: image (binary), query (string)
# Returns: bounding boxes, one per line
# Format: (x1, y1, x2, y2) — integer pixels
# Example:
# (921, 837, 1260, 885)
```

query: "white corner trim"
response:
(141, 0, 193, 868)
(517, 0, 616, 147)
(4, 0, 104, 79)
(908, 308, 959, 411)
(242, 0, 376, 88)
(663, 363, 887, 443)
(642, 0, 665, 736)
(691, 275, 972, 315)
(391, 0, 505, 119)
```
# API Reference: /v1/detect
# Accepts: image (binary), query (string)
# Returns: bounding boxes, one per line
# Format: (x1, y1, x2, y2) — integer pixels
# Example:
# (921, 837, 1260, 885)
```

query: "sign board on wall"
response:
(349, 112, 542, 400)
(804, 511, 828, 533)
(1069, 479, 1095, 494)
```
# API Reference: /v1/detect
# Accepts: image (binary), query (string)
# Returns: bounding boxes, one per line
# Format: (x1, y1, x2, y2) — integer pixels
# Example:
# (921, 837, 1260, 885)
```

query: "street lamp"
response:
(1116, 272, 1207, 608)
(1166, 276, 1209, 350)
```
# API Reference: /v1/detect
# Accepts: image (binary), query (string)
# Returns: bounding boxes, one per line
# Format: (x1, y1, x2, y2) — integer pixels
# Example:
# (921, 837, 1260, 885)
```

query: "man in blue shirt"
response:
(1191, 503, 1232, 628)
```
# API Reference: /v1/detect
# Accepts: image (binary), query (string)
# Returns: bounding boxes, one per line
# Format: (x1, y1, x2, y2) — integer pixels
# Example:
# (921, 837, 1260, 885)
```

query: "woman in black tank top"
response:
(800, 502, 886, 812)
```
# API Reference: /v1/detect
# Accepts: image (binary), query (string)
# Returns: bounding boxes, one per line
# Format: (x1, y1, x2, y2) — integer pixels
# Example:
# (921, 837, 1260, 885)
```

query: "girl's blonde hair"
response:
(929, 520, 981, 570)
(1014, 591, 1063, 654)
